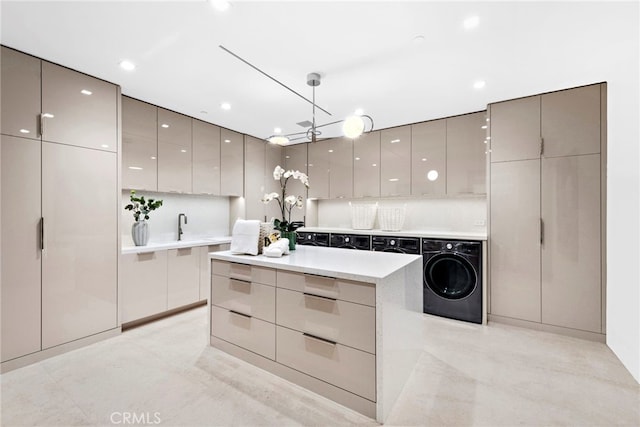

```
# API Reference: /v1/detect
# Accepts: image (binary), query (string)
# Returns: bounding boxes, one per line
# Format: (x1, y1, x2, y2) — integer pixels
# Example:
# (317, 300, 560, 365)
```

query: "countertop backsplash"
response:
(316, 197, 487, 234)
(121, 191, 230, 246)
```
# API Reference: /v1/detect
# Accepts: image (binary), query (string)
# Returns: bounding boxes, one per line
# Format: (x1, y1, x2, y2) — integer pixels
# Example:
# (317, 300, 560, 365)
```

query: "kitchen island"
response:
(208, 246, 423, 422)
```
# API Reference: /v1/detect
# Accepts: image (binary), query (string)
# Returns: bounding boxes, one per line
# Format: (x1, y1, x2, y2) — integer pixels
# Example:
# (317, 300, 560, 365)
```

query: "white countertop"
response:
(122, 237, 232, 254)
(209, 245, 422, 282)
(298, 226, 487, 241)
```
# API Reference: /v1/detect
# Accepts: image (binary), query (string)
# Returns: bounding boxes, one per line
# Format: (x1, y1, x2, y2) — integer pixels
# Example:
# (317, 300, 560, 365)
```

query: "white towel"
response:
(230, 219, 260, 255)
(263, 246, 283, 258)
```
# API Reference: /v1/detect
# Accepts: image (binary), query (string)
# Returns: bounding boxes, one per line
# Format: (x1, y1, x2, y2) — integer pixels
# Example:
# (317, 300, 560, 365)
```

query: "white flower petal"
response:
(284, 170, 292, 178)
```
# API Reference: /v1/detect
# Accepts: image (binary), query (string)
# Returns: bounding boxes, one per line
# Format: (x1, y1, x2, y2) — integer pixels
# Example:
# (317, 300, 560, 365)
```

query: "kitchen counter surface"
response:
(122, 237, 231, 255)
(209, 245, 421, 282)
(298, 226, 487, 241)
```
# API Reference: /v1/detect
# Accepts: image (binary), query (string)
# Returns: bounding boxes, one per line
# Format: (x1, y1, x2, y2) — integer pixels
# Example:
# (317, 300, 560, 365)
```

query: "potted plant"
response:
(262, 165, 309, 250)
(124, 190, 163, 246)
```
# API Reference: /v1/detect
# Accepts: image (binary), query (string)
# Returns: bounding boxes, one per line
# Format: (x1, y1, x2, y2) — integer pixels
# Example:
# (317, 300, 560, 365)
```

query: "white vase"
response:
(132, 220, 149, 246)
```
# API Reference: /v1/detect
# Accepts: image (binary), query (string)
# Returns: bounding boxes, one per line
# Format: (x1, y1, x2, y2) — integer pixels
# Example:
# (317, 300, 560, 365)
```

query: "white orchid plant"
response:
(262, 165, 310, 232)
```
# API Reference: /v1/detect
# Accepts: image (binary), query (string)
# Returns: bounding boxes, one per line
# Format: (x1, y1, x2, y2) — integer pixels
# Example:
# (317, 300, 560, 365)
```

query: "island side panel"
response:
(375, 257, 424, 422)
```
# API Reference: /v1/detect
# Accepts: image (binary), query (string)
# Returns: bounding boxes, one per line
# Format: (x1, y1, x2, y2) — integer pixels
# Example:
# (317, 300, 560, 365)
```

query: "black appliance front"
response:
(296, 232, 330, 247)
(329, 234, 371, 250)
(371, 236, 420, 254)
(422, 239, 482, 324)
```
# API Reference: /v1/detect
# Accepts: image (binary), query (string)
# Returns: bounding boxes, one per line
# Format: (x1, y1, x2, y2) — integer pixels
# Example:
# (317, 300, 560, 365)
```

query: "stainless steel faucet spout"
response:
(178, 213, 188, 241)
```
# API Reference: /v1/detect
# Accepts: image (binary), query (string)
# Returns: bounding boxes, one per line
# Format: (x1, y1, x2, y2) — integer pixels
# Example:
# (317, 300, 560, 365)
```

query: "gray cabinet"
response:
(380, 126, 411, 197)
(329, 138, 353, 199)
(41, 142, 118, 349)
(353, 131, 381, 198)
(446, 112, 487, 194)
(411, 119, 446, 196)
(192, 119, 221, 195)
(158, 108, 192, 193)
(41, 61, 117, 152)
(220, 129, 244, 196)
(265, 143, 284, 222)
(1, 135, 42, 362)
(167, 247, 200, 310)
(1, 47, 41, 140)
(120, 251, 168, 323)
(307, 140, 330, 199)
(488, 84, 605, 334)
(282, 144, 307, 223)
(244, 136, 267, 221)
(122, 97, 158, 191)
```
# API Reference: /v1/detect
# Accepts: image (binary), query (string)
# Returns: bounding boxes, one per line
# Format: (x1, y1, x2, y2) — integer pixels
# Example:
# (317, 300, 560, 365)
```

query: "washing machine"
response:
(330, 233, 371, 250)
(422, 239, 482, 324)
(296, 232, 330, 247)
(371, 236, 420, 254)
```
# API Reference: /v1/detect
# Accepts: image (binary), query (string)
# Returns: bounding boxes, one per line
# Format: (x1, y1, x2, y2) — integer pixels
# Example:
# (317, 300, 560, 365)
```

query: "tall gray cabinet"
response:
(488, 83, 606, 335)
(1, 46, 119, 364)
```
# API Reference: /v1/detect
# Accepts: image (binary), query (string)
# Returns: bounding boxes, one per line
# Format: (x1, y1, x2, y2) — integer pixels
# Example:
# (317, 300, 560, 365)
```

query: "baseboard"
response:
(1, 327, 122, 374)
(122, 300, 207, 331)
(488, 314, 606, 343)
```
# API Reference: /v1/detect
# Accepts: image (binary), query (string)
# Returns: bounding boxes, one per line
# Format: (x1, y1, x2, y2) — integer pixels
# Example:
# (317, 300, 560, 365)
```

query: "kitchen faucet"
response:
(178, 213, 188, 241)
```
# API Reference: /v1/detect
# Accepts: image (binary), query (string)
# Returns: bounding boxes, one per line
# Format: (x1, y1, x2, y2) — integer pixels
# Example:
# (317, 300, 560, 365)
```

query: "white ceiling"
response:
(0, 1, 635, 142)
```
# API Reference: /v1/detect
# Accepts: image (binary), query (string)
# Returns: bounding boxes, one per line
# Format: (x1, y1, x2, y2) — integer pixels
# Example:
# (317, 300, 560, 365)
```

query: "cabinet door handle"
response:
(40, 217, 45, 251)
(540, 218, 544, 245)
(303, 292, 337, 302)
(303, 332, 337, 346)
(229, 309, 251, 319)
(540, 137, 545, 156)
(39, 114, 45, 137)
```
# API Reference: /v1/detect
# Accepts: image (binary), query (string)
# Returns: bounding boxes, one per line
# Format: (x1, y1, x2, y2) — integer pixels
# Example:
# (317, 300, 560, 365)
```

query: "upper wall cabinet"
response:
(157, 108, 192, 193)
(541, 84, 601, 157)
(380, 126, 411, 197)
(308, 140, 330, 199)
(265, 143, 284, 222)
(411, 119, 446, 196)
(220, 129, 244, 196)
(446, 112, 487, 194)
(329, 138, 353, 199)
(489, 96, 541, 163)
(353, 131, 381, 198)
(122, 97, 157, 191)
(283, 144, 306, 222)
(244, 136, 267, 221)
(41, 61, 117, 152)
(1, 47, 41, 140)
(192, 119, 221, 195)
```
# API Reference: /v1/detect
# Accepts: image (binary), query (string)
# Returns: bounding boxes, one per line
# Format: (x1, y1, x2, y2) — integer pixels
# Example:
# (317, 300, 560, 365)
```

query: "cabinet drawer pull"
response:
(303, 332, 337, 346)
(229, 310, 252, 319)
(303, 292, 337, 302)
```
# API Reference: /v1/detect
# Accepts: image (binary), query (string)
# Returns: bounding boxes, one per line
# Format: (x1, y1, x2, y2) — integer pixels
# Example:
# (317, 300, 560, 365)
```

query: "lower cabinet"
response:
(121, 251, 168, 323)
(210, 261, 377, 404)
(167, 247, 199, 310)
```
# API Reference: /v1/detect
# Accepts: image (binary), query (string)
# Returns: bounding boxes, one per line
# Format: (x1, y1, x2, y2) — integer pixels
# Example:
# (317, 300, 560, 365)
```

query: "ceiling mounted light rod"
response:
(267, 72, 374, 145)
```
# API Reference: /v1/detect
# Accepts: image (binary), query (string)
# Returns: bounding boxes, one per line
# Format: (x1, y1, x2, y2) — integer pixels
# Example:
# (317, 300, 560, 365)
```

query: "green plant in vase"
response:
(262, 165, 310, 250)
(124, 190, 163, 246)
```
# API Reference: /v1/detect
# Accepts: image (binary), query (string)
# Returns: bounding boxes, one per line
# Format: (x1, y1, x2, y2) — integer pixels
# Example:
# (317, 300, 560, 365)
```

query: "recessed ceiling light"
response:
(209, 0, 231, 12)
(463, 16, 480, 30)
(161, 124, 169, 128)
(389, 178, 399, 182)
(285, 155, 290, 159)
(19, 129, 30, 134)
(372, 163, 377, 167)
(328, 149, 334, 153)
(119, 60, 136, 71)
(42, 113, 54, 118)
(181, 149, 187, 153)
(151, 156, 156, 160)
(355, 157, 361, 161)
(354, 108, 364, 116)
(412, 35, 425, 45)
(473, 80, 486, 89)
(427, 170, 439, 181)
(128, 166, 143, 170)
(390, 139, 400, 143)
(101, 144, 109, 148)
(221, 102, 231, 110)
(421, 158, 427, 162)
(224, 139, 231, 143)
(80, 89, 92, 95)
(481, 125, 487, 129)
(274, 127, 282, 134)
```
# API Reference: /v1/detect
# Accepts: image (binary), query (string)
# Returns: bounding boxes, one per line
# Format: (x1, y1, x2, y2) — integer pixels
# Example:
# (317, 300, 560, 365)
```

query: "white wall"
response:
(317, 197, 486, 233)
(121, 191, 229, 245)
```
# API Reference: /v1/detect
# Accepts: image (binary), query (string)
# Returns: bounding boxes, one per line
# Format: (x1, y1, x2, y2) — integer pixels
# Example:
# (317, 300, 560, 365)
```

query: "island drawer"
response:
(276, 325, 376, 402)
(212, 260, 276, 286)
(276, 271, 375, 307)
(211, 277, 275, 323)
(211, 306, 275, 360)
(276, 288, 375, 354)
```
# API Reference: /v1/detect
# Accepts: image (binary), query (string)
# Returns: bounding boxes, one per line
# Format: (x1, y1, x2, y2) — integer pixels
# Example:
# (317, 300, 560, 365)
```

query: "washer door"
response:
(425, 253, 477, 300)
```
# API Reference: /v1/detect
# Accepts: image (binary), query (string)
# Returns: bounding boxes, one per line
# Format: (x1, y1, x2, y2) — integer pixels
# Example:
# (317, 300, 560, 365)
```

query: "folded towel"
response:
(230, 219, 260, 255)
(269, 238, 290, 254)
(263, 246, 284, 258)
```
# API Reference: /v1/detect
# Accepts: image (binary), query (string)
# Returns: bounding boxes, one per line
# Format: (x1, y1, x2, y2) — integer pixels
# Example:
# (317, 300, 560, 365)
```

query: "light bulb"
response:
(268, 136, 289, 145)
(342, 115, 365, 139)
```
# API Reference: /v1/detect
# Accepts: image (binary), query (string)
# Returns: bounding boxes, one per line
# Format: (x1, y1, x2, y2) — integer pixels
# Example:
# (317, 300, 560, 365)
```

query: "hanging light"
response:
(266, 72, 374, 145)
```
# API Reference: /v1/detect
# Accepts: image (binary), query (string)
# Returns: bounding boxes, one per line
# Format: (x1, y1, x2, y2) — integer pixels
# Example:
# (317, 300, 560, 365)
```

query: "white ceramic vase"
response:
(132, 220, 149, 246)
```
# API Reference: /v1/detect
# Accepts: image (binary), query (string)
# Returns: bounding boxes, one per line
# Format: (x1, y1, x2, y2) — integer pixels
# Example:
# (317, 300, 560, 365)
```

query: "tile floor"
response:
(1, 306, 638, 426)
